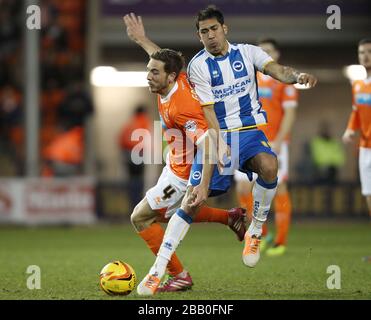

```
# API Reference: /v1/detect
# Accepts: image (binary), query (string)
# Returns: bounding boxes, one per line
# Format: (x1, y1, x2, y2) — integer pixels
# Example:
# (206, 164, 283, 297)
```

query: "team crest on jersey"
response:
(184, 120, 197, 133)
(232, 61, 244, 72)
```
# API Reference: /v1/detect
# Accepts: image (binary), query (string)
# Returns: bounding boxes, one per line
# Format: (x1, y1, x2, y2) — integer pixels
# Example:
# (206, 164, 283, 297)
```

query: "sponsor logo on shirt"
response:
(355, 93, 371, 105)
(184, 120, 197, 133)
(212, 79, 251, 99)
(258, 87, 273, 98)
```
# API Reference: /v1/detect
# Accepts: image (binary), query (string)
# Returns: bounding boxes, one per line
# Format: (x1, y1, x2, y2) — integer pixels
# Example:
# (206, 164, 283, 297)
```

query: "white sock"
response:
(247, 177, 277, 237)
(149, 209, 192, 279)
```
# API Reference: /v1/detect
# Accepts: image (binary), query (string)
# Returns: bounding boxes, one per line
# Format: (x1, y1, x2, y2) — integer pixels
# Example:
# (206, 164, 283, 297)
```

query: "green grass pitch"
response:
(1, 221, 371, 300)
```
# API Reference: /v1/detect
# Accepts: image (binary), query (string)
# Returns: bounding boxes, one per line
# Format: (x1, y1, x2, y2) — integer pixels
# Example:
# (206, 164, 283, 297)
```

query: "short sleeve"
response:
(246, 44, 274, 72)
(187, 60, 214, 106)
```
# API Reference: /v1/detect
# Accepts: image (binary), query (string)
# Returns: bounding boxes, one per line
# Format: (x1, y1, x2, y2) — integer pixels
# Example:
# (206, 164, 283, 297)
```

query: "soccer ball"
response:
(99, 260, 137, 296)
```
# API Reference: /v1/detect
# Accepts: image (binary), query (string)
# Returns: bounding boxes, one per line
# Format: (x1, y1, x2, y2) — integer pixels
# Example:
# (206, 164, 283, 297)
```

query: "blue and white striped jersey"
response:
(187, 42, 273, 131)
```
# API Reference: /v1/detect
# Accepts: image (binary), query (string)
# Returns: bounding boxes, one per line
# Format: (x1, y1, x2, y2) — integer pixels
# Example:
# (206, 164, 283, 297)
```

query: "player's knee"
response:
(130, 206, 140, 229)
(259, 156, 278, 182)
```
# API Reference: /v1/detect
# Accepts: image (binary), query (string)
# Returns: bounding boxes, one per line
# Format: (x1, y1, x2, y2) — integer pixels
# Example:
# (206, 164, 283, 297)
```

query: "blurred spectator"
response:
(309, 122, 345, 184)
(0, 6, 20, 61)
(42, 125, 84, 177)
(0, 63, 10, 87)
(57, 82, 94, 130)
(0, 85, 24, 175)
(118, 105, 152, 210)
(0, 0, 87, 177)
(41, 80, 93, 177)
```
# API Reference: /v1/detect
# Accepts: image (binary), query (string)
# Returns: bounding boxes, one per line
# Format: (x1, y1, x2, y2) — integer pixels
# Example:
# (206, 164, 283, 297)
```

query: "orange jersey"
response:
(256, 73, 298, 141)
(158, 72, 208, 179)
(347, 78, 371, 148)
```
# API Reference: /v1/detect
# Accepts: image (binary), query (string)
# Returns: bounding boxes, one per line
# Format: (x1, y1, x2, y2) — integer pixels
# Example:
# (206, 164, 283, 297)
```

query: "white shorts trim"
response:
(146, 165, 188, 218)
(359, 147, 371, 196)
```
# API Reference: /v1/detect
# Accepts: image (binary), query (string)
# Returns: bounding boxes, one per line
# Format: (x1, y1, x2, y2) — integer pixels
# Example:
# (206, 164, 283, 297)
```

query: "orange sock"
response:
(194, 206, 228, 224)
(238, 192, 268, 237)
(262, 223, 268, 237)
(238, 193, 253, 220)
(274, 192, 292, 246)
(139, 223, 183, 276)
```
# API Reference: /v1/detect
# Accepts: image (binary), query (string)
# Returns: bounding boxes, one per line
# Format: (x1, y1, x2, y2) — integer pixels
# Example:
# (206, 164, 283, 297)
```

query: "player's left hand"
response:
(296, 73, 317, 88)
(189, 184, 208, 208)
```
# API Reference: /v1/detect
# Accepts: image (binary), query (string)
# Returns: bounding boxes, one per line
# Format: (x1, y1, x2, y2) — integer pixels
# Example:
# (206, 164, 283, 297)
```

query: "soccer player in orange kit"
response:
(234, 39, 298, 256)
(343, 38, 371, 218)
(123, 13, 246, 293)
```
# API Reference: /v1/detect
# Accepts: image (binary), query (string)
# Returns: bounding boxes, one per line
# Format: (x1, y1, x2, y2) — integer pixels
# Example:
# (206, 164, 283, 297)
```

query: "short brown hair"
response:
(150, 49, 185, 80)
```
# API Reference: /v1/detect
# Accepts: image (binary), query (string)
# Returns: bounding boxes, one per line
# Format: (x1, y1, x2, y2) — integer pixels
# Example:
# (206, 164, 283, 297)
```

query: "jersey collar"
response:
(205, 41, 232, 61)
(160, 81, 178, 104)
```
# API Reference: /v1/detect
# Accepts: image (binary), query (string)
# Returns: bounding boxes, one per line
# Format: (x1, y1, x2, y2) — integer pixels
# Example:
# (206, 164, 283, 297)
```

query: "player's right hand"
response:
(123, 13, 146, 43)
(342, 129, 355, 144)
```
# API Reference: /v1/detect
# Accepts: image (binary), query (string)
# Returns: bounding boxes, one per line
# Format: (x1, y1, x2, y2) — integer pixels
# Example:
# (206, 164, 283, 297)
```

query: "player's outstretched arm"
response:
(264, 61, 317, 88)
(123, 13, 160, 55)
